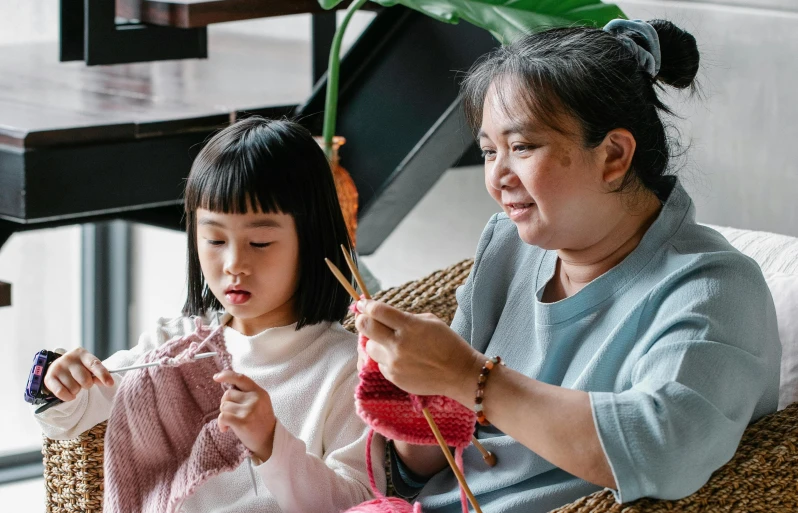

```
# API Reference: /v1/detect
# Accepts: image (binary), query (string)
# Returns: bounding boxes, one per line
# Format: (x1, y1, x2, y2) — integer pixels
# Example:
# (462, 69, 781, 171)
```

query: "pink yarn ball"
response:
(342, 497, 423, 513)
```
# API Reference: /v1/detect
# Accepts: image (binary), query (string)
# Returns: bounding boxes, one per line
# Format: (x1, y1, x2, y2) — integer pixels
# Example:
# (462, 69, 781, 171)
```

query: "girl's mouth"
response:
(225, 290, 252, 305)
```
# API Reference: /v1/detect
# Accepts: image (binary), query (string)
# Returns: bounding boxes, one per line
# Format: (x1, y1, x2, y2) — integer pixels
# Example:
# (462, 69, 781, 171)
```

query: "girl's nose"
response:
(223, 246, 249, 276)
(488, 155, 518, 191)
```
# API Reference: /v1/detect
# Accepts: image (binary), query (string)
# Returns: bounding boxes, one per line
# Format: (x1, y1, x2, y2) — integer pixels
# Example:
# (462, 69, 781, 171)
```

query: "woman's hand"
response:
(44, 348, 115, 402)
(213, 370, 278, 462)
(355, 299, 483, 403)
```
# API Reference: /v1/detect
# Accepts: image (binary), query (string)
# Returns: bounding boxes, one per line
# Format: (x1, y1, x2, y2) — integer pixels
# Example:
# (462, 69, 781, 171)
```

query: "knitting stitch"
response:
(103, 319, 251, 513)
(351, 304, 476, 513)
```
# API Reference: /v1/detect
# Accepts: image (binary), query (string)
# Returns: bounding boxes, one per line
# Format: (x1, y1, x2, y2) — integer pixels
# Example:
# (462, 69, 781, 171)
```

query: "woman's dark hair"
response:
(182, 116, 353, 329)
(462, 19, 700, 197)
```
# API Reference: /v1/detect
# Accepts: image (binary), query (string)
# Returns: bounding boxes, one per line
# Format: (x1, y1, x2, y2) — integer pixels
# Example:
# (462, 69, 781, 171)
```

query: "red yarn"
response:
(348, 303, 476, 513)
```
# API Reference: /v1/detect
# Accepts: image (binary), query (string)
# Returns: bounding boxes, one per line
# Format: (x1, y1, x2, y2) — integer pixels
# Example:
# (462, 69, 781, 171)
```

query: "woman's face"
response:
(479, 84, 620, 251)
(196, 207, 300, 335)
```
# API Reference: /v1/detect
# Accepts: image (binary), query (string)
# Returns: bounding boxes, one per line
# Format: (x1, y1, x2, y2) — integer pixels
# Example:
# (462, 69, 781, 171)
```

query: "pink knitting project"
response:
(349, 303, 477, 513)
(355, 330, 476, 448)
(103, 319, 251, 513)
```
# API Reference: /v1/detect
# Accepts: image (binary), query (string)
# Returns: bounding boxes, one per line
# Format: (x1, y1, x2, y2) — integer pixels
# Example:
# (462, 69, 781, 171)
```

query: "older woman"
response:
(355, 18, 781, 513)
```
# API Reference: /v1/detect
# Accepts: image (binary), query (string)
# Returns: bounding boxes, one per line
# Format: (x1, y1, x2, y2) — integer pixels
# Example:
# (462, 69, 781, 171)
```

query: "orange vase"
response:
(316, 136, 359, 247)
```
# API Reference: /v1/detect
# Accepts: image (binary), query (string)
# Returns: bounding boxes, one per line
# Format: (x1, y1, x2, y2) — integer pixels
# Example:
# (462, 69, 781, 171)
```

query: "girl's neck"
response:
(545, 192, 662, 302)
(228, 300, 299, 336)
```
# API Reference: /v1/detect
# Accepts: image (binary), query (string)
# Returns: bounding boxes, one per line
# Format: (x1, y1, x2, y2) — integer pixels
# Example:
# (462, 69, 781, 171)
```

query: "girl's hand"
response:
(354, 299, 483, 402)
(213, 370, 277, 462)
(44, 348, 114, 402)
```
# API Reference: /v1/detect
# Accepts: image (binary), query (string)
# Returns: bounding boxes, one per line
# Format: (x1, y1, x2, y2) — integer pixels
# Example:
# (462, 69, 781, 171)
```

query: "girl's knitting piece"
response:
(103, 319, 251, 513)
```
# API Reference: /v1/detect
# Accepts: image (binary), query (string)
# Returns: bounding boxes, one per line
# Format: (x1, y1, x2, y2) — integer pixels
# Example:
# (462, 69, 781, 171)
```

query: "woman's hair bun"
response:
(649, 19, 699, 89)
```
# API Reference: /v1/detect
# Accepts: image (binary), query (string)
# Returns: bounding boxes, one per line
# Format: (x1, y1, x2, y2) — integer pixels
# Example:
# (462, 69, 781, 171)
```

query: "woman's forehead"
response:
(481, 79, 577, 139)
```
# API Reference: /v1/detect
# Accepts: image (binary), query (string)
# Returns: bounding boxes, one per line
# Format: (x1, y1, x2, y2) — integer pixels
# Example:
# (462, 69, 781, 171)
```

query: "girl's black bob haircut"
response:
(182, 116, 354, 329)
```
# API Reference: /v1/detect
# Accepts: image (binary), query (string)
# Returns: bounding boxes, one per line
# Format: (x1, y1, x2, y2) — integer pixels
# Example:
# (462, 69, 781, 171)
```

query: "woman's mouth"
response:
(506, 202, 535, 221)
(225, 289, 252, 305)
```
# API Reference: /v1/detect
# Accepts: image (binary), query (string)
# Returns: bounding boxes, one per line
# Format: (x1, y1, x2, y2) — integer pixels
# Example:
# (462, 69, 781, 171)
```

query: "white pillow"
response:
(765, 272, 798, 410)
(705, 224, 798, 409)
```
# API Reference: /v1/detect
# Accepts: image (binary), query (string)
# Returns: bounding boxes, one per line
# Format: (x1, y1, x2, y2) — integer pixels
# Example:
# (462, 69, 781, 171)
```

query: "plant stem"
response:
(322, 0, 369, 159)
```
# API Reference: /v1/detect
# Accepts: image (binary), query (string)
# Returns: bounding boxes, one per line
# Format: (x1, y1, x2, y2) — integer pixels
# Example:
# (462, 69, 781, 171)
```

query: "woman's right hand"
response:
(43, 348, 115, 402)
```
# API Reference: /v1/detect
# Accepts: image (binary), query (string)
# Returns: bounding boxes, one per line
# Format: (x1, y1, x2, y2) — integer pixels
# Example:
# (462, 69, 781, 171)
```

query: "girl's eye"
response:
(207, 240, 224, 246)
(250, 242, 272, 248)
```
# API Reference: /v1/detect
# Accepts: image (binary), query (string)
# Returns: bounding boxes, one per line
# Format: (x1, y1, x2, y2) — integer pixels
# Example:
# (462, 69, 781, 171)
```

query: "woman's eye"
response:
(250, 242, 272, 248)
(481, 149, 496, 160)
(512, 144, 532, 153)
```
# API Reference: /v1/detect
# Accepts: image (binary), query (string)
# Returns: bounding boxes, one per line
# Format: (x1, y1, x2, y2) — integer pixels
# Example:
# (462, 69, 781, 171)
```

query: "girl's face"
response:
(479, 84, 621, 251)
(196, 207, 300, 336)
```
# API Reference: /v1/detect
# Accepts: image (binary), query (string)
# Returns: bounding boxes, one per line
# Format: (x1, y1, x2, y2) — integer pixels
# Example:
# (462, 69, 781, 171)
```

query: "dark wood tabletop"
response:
(0, 30, 311, 149)
(0, 31, 311, 226)
(116, 0, 380, 29)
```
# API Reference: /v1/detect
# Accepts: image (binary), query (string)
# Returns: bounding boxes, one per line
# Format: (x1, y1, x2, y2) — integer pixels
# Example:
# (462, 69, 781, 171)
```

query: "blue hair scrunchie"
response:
(604, 19, 661, 78)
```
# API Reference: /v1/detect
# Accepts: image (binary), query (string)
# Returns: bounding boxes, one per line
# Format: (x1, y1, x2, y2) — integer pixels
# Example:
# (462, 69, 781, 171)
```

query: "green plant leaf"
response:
(368, 0, 625, 43)
(318, 0, 347, 8)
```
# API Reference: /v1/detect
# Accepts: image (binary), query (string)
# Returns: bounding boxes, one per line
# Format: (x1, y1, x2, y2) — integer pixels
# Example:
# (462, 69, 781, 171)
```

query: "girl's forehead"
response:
(196, 208, 291, 229)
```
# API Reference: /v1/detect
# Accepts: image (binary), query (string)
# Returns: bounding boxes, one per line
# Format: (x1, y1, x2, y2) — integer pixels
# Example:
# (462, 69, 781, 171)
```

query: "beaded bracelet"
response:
(474, 356, 503, 426)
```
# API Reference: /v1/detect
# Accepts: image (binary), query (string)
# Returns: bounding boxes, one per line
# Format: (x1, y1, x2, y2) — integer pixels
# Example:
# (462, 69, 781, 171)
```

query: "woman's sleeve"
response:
(33, 317, 188, 440)
(256, 371, 377, 513)
(590, 255, 782, 503)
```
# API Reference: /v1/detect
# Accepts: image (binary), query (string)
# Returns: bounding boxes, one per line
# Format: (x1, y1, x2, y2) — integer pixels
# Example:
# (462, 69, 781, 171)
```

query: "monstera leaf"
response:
(317, 0, 624, 153)
(319, 0, 624, 43)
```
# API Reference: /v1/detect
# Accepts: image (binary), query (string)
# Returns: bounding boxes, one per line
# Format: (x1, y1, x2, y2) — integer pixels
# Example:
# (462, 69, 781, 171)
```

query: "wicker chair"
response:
(41, 259, 798, 512)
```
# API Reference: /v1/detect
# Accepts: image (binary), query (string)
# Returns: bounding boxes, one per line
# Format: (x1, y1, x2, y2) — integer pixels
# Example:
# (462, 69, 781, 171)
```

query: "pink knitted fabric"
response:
(350, 304, 476, 513)
(354, 334, 476, 449)
(103, 319, 251, 513)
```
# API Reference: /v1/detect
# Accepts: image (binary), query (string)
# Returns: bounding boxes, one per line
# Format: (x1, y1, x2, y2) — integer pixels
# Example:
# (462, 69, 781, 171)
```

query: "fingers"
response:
(355, 313, 396, 344)
(213, 370, 259, 392)
(44, 374, 78, 402)
(357, 300, 409, 331)
(221, 388, 248, 404)
(43, 348, 110, 402)
(79, 352, 114, 386)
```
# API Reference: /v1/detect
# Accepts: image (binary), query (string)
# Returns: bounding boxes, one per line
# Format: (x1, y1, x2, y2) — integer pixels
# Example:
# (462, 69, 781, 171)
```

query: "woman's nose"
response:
(488, 155, 518, 191)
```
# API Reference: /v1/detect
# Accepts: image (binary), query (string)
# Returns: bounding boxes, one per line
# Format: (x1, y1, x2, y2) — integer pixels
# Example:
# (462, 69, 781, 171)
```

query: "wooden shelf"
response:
(0, 32, 308, 224)
(117, 0, 380, 28)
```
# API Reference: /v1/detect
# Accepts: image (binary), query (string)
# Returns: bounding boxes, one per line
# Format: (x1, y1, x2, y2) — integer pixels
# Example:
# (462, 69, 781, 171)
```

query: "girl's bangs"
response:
(185, 149, 292, 216)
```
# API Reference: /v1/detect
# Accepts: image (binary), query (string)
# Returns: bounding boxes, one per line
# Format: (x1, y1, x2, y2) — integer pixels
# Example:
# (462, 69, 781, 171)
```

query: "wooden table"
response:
(116, 0, 380, 28)
(0, 30, 310, 249)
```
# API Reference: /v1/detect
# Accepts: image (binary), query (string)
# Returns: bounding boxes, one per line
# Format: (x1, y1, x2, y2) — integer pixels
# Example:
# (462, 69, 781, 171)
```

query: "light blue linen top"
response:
(418, 179, 781, 512)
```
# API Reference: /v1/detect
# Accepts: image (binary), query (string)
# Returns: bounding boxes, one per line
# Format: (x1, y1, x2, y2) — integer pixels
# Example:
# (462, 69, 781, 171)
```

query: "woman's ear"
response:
(599, 128, 636, 186)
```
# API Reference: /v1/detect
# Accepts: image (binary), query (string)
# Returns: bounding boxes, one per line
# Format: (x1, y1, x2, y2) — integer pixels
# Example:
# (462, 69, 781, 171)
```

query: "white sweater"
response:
(35, 314, 383, 513)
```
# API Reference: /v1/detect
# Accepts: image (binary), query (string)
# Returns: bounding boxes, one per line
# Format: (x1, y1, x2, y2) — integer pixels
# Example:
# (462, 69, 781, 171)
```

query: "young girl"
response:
(34, 117, 378, 512)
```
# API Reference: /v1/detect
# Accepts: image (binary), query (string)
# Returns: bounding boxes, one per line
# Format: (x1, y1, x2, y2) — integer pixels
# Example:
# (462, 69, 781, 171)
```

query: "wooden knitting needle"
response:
(324, 258, 360, 301)
(423, 409, 483, 513)
(337, 248, 497, 468)
(473, 436, 497, 467)
(331, 253, 485, 512)
(340, 244, 371, 300)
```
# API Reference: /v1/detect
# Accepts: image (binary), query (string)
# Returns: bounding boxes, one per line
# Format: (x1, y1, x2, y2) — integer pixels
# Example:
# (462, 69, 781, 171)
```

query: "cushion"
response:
(707, 225, 798, 411)
(765, 272, 798, 409)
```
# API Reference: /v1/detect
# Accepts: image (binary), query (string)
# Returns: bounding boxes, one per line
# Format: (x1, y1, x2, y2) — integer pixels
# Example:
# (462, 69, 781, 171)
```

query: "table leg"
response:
(0, 281, 10, 307)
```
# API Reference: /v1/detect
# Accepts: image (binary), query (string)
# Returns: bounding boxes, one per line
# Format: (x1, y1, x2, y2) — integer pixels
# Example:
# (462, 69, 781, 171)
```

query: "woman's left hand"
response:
(213, 370, 277, 462)
(355, 299, 482, 402)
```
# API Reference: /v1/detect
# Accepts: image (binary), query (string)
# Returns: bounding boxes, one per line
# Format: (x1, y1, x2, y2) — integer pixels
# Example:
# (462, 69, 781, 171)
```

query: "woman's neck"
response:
(545, 192, 662, 302)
